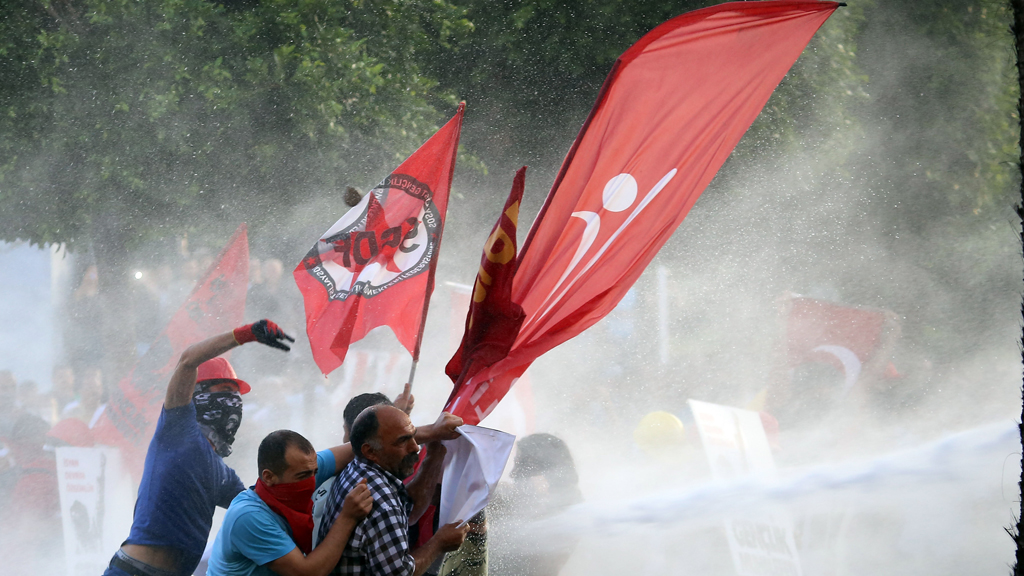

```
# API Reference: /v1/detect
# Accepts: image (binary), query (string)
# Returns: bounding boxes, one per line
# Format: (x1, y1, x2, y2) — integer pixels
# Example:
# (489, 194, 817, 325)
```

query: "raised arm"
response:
(164, 319, 295, 409)
(413, 412, 463, 445)
(164, 332, 240, 409)
(405, 412, 463, 524)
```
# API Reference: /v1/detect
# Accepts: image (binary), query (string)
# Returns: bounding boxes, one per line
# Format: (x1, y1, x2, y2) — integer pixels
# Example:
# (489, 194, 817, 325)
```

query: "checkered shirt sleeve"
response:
(320, 458, 416, 576)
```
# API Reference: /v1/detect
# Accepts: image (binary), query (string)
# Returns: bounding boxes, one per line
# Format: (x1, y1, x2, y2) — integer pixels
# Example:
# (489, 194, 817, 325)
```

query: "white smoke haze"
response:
(1, 3, 1022, 576)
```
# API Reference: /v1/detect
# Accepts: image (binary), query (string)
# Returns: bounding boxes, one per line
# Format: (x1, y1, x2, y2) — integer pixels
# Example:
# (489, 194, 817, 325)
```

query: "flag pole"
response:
(406, 102, 465, 389)
(406, 270, 432, 388)
(408, 358, 419, 384)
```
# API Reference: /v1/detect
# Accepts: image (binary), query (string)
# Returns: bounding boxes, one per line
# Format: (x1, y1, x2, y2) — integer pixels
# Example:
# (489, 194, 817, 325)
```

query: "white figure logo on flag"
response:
(534, 169, 677, 322)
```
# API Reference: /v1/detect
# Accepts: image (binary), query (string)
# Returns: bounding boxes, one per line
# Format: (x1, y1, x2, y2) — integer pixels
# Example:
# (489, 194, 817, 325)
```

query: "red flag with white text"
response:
(446, 167, 527, 388)
(90, 224, 249, 475)
(295, 105, 464, 375)
(445, 2, 839, 423)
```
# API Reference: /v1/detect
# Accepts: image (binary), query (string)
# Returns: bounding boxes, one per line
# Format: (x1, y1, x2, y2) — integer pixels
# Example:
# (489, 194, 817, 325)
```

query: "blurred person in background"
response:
(207, 430, 372, 576)
(61, 366, 107, 426)
(0, 371, 59, 575)
(488, 433, 583, 576)
(16, 379, 52, 423)
(0, 411, 60, 575)
(102, 319, 294, 576)
(52, 365, 77, 417)
(48, 366, 107, 448)
(0, 370, 23, 508)
(319, 405, 468, 575)
(0, 370, 21, 439)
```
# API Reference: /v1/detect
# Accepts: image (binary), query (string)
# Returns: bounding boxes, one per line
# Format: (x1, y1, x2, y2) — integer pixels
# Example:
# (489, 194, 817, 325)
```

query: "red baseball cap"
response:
(196, 358, 251, 394)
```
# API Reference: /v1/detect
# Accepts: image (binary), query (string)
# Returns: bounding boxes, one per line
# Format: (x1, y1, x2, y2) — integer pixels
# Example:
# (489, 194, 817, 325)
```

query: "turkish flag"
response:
(91, 224, 249, 476)
(446, 167, 527, 388)
(295, 104, 464, 375)
(446, 2, 839, 424)
(784, 296, 889, 391)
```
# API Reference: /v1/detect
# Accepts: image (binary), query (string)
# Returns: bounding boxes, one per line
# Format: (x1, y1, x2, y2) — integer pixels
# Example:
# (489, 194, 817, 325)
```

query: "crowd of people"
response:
(88, 318, 580, 576)
(5, 246, 921, 576)
(0, 252, 585, 576)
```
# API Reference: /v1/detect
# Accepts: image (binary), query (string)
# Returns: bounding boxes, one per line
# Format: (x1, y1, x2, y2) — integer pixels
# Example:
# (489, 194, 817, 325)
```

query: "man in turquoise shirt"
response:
(210, 416, 464, 576)
(208, 430, 371, 576)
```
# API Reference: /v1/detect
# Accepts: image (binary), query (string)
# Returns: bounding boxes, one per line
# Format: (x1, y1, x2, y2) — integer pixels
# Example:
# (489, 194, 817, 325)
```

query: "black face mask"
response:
(193, 386, 243, 457)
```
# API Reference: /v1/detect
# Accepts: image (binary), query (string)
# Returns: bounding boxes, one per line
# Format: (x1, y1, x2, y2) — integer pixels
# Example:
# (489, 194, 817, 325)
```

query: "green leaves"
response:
(0, 0, 461, 249)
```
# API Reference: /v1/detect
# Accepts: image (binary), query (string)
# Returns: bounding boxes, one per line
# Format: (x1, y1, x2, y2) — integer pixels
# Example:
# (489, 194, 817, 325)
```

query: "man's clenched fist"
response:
(233, 319, 295, 351)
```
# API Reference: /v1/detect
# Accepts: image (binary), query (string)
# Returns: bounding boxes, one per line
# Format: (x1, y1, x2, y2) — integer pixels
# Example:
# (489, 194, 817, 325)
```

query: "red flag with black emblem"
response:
(295, 104, 464, 375)
(90, 224, 249, 475)
(446, 2, 839, 424)
(446, 167, 527, 388)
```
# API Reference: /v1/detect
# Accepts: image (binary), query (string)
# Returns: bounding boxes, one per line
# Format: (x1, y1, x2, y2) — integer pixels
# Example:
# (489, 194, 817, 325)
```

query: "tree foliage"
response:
(0, 0, 465, 250)
(0, 0, 1018, 373)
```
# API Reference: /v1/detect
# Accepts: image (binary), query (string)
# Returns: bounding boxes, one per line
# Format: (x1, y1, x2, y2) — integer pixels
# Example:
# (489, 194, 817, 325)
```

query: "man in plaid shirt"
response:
(319, 405, 468, 575)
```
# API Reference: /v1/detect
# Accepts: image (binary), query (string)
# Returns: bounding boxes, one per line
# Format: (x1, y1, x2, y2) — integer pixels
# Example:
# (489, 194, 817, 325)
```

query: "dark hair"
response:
(344, 393, 392, 431)
(349, 407, 383, 457)
(511, 433, 579, 488)
(258, 430, 314, 477)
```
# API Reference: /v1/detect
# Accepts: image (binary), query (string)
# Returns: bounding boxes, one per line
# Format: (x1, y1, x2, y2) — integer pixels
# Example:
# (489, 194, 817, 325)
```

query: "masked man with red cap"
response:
(103, 319, 295, 576)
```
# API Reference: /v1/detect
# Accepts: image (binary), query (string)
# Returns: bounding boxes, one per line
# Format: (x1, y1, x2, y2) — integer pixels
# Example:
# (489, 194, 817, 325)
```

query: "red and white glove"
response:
(233, 319, 295, 351)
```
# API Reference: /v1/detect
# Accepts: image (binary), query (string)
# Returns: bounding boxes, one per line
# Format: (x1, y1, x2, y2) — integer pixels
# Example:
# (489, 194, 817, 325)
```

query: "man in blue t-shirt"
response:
(102, 319, 296, 576)
(207, 430, 373, 576)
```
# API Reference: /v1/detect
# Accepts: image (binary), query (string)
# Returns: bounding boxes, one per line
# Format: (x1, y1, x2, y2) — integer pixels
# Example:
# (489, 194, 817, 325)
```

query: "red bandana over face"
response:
(254, 477, 316, 553)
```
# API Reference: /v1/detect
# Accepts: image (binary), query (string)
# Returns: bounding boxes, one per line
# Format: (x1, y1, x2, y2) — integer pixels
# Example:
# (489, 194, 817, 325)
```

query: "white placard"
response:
(55, 447, 135, 576)
(438, 425, 515, 527)
(689, 400, 802, 576)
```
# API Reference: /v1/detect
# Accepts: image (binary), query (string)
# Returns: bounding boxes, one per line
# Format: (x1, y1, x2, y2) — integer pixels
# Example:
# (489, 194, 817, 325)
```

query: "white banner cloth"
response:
(438, 425, 515, 526)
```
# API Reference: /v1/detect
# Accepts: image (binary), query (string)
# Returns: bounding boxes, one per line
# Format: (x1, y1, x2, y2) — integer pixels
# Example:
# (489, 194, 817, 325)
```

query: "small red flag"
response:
(91, 224, 249, 475)
(295, 105, 464, 375)
(784, 296, 892, 391)
(446, 2, 839, 424)
(446, 167, 527, 389)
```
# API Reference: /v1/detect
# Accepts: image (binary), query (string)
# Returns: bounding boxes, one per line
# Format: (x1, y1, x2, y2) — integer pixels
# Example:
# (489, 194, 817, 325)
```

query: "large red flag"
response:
(445, 167, 527, 388)
(295, 104, 464, 375)
(446, 2, 840, 424)
(90, 224, 249, 474)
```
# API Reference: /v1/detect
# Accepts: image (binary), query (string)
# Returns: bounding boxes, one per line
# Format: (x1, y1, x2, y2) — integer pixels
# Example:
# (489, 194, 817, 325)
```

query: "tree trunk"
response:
(1010, 2, 1024, 574)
